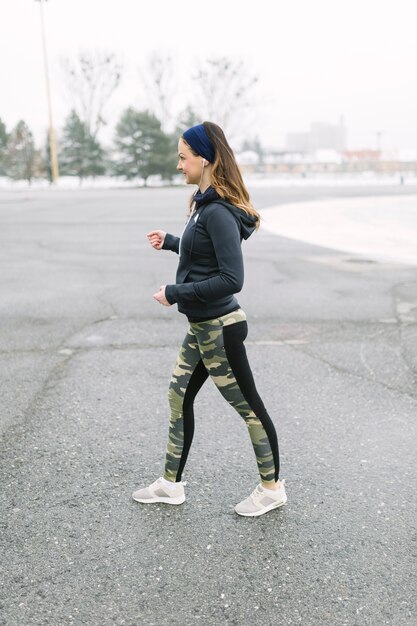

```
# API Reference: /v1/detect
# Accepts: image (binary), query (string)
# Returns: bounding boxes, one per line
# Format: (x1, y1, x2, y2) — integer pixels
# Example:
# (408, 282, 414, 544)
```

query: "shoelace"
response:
(250, 485, 265, 503)
(251, 482, 285, 503)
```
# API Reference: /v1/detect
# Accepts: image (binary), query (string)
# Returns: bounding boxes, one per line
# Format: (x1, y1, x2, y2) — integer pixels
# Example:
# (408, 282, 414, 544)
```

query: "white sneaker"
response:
(235, 479, 287, 517)
(132, 477, 186, 505)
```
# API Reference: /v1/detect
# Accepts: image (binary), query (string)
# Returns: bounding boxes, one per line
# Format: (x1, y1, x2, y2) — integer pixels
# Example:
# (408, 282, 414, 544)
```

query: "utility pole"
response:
(35, 0, 59, 183)
(375, 130, 384, 156)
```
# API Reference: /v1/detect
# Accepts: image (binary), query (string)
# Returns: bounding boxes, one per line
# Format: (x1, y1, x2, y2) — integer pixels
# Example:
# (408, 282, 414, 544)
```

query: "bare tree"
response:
(191, 57, 260, 143)
(193, 57, 258, 136)
(138, 52, 178, 133)
(61, 50, 123, 140)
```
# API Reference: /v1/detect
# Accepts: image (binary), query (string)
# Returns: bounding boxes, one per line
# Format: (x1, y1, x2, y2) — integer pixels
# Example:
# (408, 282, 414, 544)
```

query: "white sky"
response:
(1, 0, 416, 152)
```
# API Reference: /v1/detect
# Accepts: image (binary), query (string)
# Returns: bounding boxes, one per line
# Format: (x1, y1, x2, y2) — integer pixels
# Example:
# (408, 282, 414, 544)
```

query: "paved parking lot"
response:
(1, 185, 416, 625)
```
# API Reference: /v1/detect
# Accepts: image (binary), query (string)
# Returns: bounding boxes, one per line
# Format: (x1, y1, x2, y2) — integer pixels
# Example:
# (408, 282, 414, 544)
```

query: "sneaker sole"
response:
(235, 496, 287, 517)
(132, 494, 186, 505)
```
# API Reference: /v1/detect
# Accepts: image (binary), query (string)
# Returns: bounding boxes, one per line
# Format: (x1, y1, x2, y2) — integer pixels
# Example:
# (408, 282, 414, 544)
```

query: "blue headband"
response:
(183, 124, 215, 163)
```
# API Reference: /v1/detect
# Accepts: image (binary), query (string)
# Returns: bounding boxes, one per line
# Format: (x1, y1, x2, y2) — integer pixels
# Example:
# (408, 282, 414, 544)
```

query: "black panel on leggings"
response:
(222, 321, 280, 481)
(176, 359, 209, 482)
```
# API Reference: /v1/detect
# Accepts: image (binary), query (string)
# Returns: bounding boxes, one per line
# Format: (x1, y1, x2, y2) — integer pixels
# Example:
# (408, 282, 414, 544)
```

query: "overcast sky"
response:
(1, 0, 416, 152)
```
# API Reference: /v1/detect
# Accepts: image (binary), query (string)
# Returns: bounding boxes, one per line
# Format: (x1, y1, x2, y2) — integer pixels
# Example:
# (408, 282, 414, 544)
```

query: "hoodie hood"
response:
(216, 201, 258, 240)
(194, 186, 258, 240)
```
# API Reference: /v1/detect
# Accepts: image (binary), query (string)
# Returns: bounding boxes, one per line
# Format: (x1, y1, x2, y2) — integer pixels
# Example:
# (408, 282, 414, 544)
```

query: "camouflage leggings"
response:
(164, 308, 280, 485)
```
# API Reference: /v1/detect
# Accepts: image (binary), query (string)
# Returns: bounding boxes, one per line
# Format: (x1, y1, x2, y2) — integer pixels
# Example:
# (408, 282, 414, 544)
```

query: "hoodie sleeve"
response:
(165, 206, 243, 305)
(162, 233, 180, 254)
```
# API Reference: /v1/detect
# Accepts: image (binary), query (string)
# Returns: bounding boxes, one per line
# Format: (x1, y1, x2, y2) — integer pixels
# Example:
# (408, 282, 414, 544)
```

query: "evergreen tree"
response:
(113, 108, 176, 185)
(59, 110, 105, 179)
(0, 117, 8, 175)
(4, 120, 37, 183)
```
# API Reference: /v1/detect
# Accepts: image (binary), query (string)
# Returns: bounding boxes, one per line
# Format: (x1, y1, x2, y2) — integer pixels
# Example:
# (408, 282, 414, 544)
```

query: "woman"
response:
(132, 122, 287, 517)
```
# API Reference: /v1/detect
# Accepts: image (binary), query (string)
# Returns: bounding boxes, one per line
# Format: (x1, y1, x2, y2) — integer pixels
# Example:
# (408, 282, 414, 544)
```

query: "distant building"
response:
(285, 132, 310, 153)
(310, 119, 346, 152)
(343, 150, 381, 161)
(236, 150, 259, 166)
(237, 122, 416, 177)
(237, 146, 417, 177)
(286, 117, 346, 153)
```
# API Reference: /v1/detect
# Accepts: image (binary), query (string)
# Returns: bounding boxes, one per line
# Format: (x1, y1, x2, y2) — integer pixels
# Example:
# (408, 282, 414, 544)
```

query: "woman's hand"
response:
(147, 230, 166, 250)
(153, 285, 171, 307)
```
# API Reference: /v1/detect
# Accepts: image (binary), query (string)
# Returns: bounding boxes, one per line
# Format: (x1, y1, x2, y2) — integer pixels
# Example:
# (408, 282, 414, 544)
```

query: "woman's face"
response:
(177, 138, 204, 185)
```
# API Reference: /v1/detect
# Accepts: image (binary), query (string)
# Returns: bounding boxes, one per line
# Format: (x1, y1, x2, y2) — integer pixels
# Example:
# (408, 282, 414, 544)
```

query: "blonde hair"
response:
(182, 121, 260, 228)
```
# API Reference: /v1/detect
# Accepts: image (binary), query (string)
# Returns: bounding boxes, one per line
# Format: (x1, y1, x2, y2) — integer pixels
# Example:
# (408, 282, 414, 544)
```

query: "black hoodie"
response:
(163, 186, 258, 320)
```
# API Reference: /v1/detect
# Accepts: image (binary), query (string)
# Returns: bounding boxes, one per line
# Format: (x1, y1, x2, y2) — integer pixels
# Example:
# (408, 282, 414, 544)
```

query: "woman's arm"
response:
(162, 233, 180, 254)
(165, 206, 243, 305)
(147, 230, 180, 254)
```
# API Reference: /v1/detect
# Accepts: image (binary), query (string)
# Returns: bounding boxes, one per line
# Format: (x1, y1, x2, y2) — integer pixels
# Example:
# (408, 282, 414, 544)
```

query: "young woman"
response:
(132, 122, 287, 517)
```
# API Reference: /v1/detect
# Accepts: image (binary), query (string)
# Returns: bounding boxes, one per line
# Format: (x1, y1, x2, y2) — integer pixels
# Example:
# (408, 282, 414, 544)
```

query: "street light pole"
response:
(35, 0, 59, 183)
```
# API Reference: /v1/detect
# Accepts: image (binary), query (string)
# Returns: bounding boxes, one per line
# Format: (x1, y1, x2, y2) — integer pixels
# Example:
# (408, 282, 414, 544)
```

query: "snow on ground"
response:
(260, 195, 417, 266)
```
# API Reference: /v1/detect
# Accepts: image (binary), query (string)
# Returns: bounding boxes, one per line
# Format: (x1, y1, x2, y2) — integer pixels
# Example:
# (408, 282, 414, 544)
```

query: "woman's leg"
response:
(195, 312, 280, 486)
(164, 327, 209, 482)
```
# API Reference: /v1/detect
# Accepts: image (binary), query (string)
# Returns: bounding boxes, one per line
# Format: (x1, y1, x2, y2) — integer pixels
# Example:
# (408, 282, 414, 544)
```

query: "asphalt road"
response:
(1, 184, 416, 626)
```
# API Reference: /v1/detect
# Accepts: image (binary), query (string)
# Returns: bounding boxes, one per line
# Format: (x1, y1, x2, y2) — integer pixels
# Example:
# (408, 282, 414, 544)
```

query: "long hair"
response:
(182, 121, 261, 228)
